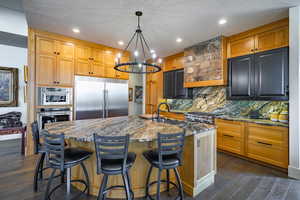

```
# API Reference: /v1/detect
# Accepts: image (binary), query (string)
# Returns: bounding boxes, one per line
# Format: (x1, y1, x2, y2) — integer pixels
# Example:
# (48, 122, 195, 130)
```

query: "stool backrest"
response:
(157, 131, 185, 167)
(41, 130, 65, 171)
(93, 134, 129, 174)
(31, 121, 40, 154)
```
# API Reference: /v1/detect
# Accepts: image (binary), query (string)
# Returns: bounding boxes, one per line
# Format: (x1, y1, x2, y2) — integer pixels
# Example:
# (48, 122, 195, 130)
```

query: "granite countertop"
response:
(45, 115, 215, 142)
(162, 110, 288, 127)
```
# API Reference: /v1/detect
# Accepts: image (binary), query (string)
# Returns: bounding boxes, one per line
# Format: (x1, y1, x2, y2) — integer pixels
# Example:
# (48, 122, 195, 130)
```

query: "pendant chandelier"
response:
(114, 11, 162, 74)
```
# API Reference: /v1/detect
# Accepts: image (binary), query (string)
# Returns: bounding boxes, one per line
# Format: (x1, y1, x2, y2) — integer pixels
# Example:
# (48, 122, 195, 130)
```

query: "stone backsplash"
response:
(164, 86, 288, 118)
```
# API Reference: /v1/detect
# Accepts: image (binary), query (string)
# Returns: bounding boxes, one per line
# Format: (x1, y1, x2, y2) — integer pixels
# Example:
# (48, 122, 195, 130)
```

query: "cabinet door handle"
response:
(57, 52, 60, 55)
(257, 141, 272, 146)
(223, 134, 234, 138)
(54, 52, 57, 55)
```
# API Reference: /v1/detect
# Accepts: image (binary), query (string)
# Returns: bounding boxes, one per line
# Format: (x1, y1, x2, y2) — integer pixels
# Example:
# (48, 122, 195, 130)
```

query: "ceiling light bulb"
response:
(138, 63, 142, 68)
(134, 51, 139, 57)
(152, 53, 157, 59)
(72, 28, 80, 33)
(117, 53, 122, 58)
(150, 49, 155, 54)
(176, 38, 182, 43)
(158, 58, 163, 63)
(118, 41, 124, 46)
(218, 18, 227, 25)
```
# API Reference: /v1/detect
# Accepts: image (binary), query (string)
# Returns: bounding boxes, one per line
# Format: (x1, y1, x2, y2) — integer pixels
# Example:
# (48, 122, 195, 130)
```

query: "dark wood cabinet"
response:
(228, 55, 255, 99)
(255, 48, 288, 100)
(163, 69, 193, 99)
(163, 71, 175, 99)
(228, 47, 288, 100)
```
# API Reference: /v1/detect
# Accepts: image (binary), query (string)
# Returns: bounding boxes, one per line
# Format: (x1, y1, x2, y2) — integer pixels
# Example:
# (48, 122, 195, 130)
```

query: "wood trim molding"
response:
(25, 28, 36, 156)
(184, 79, 226, 88)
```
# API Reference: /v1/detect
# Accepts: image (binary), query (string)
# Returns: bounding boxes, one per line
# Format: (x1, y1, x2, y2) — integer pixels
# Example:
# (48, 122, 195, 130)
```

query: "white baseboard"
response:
(194, 170, 215, 196)
(0, 133, 21, 141)
(288, 165, 300, 179)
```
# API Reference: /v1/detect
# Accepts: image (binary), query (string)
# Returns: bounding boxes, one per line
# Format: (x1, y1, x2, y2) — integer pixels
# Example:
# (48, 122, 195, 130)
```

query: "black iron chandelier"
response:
(114, 11, 162, 74)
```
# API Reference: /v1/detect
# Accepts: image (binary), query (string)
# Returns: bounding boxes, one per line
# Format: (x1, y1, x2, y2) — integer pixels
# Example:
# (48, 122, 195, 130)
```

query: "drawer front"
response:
(247, 124, 288, 148)
(247, 142, 288, 168)
(220, 131, 244, 155)
(216, 119, 244, 139)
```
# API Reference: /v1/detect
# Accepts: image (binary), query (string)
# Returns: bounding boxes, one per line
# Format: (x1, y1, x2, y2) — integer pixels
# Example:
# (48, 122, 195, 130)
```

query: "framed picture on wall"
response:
(135, 86, 143, 104)
(0, 67, 18, 107)
(129, 88, 133, 102)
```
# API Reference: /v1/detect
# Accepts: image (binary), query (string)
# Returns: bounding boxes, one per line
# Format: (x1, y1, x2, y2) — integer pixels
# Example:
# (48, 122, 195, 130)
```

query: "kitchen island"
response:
(46, 115, 216, 198)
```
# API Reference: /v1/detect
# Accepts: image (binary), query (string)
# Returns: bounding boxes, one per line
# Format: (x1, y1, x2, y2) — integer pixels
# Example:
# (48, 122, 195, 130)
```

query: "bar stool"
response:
(143, 131, 185, 200)
(42, 130, 92, 200)
(93, 134, 136, 200)
(32, 121, 63, 192)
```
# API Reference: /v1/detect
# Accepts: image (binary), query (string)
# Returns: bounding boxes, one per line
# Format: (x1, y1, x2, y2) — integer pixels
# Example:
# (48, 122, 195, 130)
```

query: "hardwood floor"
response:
(0, 139, 299, 200)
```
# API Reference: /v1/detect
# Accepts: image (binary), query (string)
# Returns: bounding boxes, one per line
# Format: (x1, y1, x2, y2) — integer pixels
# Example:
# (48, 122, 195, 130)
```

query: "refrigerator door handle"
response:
(102, 89, 106, 118)
(105, 90, 109, 118)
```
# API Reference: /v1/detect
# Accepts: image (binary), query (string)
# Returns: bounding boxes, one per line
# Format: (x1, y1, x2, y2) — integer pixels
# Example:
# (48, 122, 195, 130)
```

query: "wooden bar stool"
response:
(143, 131, 185, 200)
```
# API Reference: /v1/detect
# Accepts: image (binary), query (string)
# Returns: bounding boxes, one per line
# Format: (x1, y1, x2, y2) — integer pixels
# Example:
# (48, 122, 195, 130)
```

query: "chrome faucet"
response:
(156, 102, 170, 122)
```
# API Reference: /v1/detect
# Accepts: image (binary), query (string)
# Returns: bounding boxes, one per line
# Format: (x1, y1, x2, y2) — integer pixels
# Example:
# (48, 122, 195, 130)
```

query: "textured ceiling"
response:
(23, 0, 300, 57)
(0, 0, 24, 12)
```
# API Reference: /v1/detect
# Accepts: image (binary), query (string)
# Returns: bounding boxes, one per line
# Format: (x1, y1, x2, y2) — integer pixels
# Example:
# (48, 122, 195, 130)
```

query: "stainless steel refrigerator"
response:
(75, 76, 128, 120)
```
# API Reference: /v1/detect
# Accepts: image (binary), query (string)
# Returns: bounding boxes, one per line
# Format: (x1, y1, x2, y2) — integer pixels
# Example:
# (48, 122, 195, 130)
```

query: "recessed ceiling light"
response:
(118, 41, 124, 46)
(72, 28, 80, 33)
(218, 18, 227, 25)
(176, 38, 182, 43)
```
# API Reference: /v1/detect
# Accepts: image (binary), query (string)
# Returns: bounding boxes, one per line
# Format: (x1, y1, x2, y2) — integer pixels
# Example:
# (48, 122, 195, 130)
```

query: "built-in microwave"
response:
(37, 87, 72, 106)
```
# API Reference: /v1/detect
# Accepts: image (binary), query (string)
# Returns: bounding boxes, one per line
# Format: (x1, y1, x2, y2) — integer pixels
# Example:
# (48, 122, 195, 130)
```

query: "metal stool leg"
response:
(33, 153, 45, 192)
(98, 174, 108, 200)
(166, 169, 170, 192)
(145, 166, 153, 198)
(156, 169, 162, 200)
(39, 153, 46, 180)
(66, 168, 72, 197)
(126, 171, 134, 199)
(122, 173, 131, 200)
(81, 162, 90, 195)
(174, 168, 184, 200)
(60, 170, 65, 184)
(44, 168, 57, 200)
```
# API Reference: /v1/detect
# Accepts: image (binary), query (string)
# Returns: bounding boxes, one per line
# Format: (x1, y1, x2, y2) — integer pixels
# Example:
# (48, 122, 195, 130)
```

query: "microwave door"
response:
(75, 76, 105, 120)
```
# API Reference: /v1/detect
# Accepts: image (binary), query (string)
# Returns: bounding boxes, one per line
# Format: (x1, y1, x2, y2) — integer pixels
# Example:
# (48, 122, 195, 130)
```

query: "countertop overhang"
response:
(45, 115, 215, 142)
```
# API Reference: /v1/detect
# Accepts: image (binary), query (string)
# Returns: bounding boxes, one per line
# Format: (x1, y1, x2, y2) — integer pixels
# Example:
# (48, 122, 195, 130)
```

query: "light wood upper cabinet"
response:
(56, 57, 74, 86)
(76, 59, 90, 76)
(36, 36, 74, 87)
(164, 52, 184, 71)
(76, 45, 91, 61)
(36, 54, 56, 86)
(56, 42, 74, 86)
(227, 19, 289, 58)
(228, 36, 255, 58)
(90, 48, 105, 77)
(255, 26, 289, 53)
(91, 61, 105, 77)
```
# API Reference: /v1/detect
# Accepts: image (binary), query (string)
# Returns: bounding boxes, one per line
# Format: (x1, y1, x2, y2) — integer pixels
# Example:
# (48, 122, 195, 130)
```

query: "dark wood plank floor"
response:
(0, 139, 300, 200)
